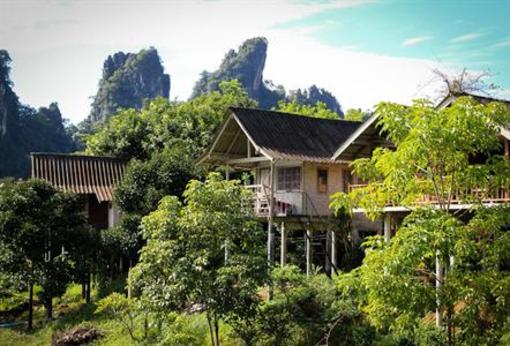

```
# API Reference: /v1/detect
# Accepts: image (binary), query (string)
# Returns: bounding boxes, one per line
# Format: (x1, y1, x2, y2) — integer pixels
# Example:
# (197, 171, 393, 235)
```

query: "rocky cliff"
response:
(191, 37, 285, 109)
(89, 48, 170, 123)
(287, 85, 343, 116)
(191, 37, 343, 115)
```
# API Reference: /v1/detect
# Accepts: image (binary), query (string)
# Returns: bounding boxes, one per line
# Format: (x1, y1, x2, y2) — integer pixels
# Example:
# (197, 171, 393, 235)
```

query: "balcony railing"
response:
(348, 183, 510, 206)
(245, 184, 293, 217)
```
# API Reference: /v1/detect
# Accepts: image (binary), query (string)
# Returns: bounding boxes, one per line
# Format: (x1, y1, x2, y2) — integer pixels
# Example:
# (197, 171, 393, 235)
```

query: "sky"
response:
(1, 0, 509, 123)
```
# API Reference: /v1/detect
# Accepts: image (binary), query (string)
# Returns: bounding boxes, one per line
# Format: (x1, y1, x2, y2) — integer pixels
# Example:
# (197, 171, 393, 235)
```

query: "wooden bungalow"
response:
(200, 98, 510, 274)
(199, 107, 390, 274)
(31, 153, 127, 230)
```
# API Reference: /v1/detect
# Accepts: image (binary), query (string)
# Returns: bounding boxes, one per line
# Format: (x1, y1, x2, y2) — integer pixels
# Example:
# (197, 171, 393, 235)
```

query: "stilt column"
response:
(280, 222, 287, 267)
(383, 213, 391, 244)
(306, 227, 312, 276)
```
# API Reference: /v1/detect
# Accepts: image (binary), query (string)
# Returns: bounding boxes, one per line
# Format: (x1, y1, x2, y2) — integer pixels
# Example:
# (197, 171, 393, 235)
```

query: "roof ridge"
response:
(229, 107, 360, 124)
(31, 152, 125, 161)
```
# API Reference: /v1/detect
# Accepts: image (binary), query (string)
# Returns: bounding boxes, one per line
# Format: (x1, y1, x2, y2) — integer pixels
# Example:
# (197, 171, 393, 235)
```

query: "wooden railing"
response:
(348, 183, 510, 206)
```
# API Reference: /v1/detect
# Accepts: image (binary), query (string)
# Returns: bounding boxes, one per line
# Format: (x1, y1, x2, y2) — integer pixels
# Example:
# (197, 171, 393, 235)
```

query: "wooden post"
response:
(383, 213, 391, 244)
(325, 229, 332, 275)
(306, 227, 312, 276)
(268, 161, 276, 266)
(268, 161, 276, 299)
(280, 222, 287, 267)
(505, 140, 509, 198)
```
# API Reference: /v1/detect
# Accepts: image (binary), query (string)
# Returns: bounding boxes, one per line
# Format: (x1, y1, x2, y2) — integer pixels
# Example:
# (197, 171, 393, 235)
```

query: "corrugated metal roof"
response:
(31, 153, 127, 202)
(231, 107, 362, 161)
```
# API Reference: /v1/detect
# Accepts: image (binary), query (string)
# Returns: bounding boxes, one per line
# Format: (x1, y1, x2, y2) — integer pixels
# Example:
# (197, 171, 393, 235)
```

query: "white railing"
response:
(245, 184, 294, 217)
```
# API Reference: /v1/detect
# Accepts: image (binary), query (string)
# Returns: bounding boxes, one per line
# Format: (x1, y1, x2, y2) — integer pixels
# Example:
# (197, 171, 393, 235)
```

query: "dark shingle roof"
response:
(31, 153, 127, 202)
(231, 107, 362, 161)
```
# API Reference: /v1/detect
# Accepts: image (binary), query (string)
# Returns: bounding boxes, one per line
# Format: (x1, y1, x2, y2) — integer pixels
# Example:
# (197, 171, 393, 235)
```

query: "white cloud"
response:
(491, 38, 510, 48)
(1, 0, 449, 122)
(450, 32, 486, 44)
(402, 36, 432, 46)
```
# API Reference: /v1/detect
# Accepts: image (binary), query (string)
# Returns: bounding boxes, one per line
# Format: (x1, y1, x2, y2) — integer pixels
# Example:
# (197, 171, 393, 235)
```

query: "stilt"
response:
(383, 213, 391, 244)
(325, 229, 332, 275)
(331, 230, 337, 270)
(280, 222, 287, 267)
(306, 228, 312, 276)
(435, 253, 443, 327)
(225, 165, 230, 262)
(267, 161, 276, 300)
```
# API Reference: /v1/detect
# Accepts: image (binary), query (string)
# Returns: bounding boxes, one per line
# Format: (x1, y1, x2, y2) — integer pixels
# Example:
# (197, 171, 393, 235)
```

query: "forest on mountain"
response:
(0, 50, 76, 178)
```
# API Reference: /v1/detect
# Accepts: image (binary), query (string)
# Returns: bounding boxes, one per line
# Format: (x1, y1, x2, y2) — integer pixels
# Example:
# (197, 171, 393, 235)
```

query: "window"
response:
(317, 169, 328, 193)
(277, 167, 301, 191)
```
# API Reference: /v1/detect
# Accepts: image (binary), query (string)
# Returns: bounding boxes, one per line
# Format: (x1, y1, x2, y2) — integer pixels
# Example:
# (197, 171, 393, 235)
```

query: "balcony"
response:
(348, 183, 510, 207)
(245, 185, 323, 217)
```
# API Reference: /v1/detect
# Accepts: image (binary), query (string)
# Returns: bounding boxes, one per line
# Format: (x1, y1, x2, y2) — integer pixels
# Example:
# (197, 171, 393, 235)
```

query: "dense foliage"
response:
(0, 179, 95, 326)
(287, 85, 343, 116)
(275, 99, 340, 120)
(89, 48, 170, 123)
(331, 96, 510, 345)
(129, 173, 268, 345)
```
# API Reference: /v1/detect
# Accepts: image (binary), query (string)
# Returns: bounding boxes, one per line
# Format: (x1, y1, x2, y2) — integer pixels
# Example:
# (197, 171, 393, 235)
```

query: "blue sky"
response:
(279, 0, 510, 89)
(1, 0, 508, 123)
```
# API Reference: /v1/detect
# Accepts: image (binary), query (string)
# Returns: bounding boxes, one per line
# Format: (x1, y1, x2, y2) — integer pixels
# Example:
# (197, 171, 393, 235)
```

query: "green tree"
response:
(86, 80, 257, 161)
(0, 179, 91, 326)
(331, 96, 510, 344)
(275, 99, 340, 120)
(344, 108, 369, 122)
(129, 173, 268, 346)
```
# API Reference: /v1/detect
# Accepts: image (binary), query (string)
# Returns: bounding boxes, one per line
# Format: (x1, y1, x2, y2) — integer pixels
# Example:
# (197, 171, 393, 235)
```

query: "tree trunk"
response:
(45, 298, 53, 320)
(27, 283, 33, 330)
(206, 313, 215, 346)
(85, 272, 91, 303)
(81, 280, 86, 300)
(214, 317, 220, 346)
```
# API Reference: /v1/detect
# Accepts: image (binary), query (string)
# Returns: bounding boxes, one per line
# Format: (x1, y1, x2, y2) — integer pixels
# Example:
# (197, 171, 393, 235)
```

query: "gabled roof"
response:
(437, 92, 510, 109)
(233, 108, 362, 161)
(31, 153, 127, 202)
(202, 107, 361, 163)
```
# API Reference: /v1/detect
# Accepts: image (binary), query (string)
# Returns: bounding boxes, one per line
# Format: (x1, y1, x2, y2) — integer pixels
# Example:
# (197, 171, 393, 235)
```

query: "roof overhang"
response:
(331, 113, 385, 160)
(197, 112, 273, 166)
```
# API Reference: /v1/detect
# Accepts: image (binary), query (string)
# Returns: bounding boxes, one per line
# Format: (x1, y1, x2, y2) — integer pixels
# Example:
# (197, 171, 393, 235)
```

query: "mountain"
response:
(89, 48, 170, 123)
(287, 85, 343, 116)
(191, 37, 343, 115)
(191, 37, 285, 109)
(0, 50, 76, 178)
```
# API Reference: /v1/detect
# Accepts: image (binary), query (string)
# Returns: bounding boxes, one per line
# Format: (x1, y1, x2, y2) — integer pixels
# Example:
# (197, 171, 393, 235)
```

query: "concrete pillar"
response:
(280, 222, 287, 267)
(435, 253, 443, 327)
(383, 213, 391, 244)
(306, 228, 312, 276)
(331, 230, 337, 269)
